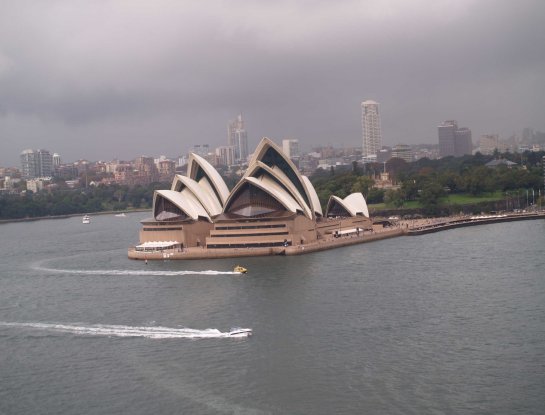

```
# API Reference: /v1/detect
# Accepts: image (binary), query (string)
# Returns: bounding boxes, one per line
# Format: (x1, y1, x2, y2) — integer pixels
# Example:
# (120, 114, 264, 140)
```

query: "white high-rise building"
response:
(227, 114, 249, 163)
(361, 100, 382, 157)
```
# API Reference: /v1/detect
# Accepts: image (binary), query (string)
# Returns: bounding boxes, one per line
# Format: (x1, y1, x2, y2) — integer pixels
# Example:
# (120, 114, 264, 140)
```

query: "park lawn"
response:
(369, 200, 421, 210)
(444, 191, 505, 205)
(369, 192, 504, 210)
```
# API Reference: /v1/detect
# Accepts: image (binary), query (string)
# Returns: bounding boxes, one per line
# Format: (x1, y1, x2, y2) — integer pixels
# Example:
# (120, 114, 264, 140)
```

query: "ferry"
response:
(82, 214, 91, 224)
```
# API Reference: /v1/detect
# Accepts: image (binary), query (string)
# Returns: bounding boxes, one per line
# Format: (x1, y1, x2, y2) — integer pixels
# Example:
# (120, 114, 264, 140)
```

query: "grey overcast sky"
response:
(1, 0, 544, 166)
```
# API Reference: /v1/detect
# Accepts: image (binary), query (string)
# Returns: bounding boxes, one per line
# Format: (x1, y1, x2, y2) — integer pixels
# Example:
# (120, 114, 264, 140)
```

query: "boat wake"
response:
(0, 322, 249, 339)
(33, 266, 240, 276)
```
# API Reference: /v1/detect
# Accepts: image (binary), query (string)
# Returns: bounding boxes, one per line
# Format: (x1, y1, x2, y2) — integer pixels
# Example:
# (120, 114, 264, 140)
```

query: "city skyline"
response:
(1, 0, 544, 166)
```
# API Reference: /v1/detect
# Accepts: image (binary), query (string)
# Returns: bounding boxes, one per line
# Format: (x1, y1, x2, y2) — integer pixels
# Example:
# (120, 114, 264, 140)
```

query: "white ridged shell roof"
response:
(247, 138, 314, 215)
(187, 153, 230, 205)
(155, 189, 211, 222)
(343, 193, 370, 218)
(326, 193, 369, 218)
(246, 176, 303, 213)
(171, 174, 223, 217)
(244, 161, 313, 219)
(302, 175, 323, 217)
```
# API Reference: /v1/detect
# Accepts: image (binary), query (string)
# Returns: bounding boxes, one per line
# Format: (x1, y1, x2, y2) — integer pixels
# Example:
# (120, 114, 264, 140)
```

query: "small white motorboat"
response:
(82, 214, 91, 224)
(115, 213, 126, 217)
(228, 327, 252, 337)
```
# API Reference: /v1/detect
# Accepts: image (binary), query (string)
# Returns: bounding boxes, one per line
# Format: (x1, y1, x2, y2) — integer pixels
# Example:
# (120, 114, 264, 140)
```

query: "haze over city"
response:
(1, 0, 544, 166)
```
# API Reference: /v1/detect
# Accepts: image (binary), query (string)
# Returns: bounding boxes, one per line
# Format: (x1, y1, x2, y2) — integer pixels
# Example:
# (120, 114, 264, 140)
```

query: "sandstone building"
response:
(129, 138, 373, 259)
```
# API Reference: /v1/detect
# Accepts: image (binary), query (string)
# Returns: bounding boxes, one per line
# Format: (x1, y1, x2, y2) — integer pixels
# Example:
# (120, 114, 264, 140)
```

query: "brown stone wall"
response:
(289, 215, 318, 244)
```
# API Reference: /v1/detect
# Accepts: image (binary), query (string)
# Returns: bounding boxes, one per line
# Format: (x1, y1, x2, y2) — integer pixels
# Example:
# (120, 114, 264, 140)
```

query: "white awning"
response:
(136, 240, 179, 249)
(336, 228, 360, 235)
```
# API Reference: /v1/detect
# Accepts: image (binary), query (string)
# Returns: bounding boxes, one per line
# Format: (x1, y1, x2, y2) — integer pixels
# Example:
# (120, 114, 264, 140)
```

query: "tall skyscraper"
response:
(20, 149, 53, 179)
(227, 114, 249, 163)
(438, 120, 457, 157)
(438, 120, 473, 157)
(361, 100, 382, 157)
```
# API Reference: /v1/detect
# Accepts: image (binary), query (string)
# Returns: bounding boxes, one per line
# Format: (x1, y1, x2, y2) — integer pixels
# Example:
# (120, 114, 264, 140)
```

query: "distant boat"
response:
(82, 214, 91, 224)
(115, 213, 126, 217)
(228, 327, 252, 337)
(234, 265, 247, 274)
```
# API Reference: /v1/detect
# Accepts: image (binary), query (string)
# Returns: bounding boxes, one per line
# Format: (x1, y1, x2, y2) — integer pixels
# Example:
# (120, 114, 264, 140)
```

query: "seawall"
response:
(128, 211, 545, 261)
(406, 212, 545, 236)
(128, 227, 405, 260)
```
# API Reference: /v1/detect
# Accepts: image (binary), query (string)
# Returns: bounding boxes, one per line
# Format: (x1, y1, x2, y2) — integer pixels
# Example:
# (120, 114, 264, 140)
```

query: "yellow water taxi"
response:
(234, 265, 247, 274)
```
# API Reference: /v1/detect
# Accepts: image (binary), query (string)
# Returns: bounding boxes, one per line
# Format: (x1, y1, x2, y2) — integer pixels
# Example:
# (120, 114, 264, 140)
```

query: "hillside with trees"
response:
(310, 151, 544, 217)
(1, 151, 543, 221)
(0, 182, 167, 220)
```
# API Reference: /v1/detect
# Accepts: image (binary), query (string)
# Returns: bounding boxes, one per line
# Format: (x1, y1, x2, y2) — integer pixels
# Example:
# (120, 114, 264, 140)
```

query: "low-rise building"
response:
(391, 144, 413, 162)
(26, 177, 52, 193)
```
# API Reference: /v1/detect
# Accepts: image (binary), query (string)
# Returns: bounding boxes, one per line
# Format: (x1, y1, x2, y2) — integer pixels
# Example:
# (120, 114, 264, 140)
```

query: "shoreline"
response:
(402, 211, 545, 235)
(0, 208, 151, 225)
(128, 211, 545, 261)
(128, 227, 405, 260)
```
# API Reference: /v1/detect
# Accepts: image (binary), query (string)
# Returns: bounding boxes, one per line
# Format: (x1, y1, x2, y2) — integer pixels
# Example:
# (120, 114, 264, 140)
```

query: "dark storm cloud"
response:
(1, 0, 544, 165)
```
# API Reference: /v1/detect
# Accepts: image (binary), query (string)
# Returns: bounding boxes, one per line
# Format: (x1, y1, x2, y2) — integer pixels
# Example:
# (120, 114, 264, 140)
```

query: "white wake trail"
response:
(0, 322, 241, 339)
(33, 266, 241, 276)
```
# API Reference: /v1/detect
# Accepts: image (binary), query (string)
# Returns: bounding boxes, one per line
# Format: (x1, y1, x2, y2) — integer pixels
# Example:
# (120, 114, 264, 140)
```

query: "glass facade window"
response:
(226, 183, 286, 217)
(211, 231, 289, 237)
(154, 196, 188, 221)
(215, 224, 286, 230)
(207, 241, 291, 248)
(326, 201, 351, 217)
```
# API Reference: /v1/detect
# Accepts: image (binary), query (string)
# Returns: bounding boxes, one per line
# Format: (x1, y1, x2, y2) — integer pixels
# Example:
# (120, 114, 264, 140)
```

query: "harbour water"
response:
(1, 213, 544, 414)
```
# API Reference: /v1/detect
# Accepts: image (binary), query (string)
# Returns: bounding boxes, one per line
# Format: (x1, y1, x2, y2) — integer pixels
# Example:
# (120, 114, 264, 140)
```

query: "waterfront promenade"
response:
(128, 211, 545, 260)
(401, 211, 545, 235)
(128, 225, 405, 260)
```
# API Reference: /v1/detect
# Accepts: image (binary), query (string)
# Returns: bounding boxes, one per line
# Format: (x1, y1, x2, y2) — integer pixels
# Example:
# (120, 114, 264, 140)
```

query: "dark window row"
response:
(207, 241, 292, 249)
(143, 227, 183, 231)
(215, 224, 286, 230)
(210, 231, 289, 238)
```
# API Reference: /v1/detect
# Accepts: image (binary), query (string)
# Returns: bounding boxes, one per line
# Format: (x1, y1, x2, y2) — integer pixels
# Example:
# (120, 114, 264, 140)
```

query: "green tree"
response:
(366, 188, 385, 204)
(419, 182, 445, 215)
(350, 176, 374, 196)
(384, 189, 405, 208)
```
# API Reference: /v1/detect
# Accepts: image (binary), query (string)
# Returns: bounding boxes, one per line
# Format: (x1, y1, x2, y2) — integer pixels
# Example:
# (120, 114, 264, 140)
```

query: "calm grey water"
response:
(1, 213, 544, 414)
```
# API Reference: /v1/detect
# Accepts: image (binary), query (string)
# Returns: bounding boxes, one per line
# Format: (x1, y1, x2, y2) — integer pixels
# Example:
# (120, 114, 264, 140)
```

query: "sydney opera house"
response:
(128, 138, 380, 260)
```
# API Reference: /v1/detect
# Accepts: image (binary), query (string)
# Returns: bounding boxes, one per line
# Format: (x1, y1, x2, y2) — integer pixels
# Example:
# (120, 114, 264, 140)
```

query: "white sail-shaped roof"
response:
(224, 174, 304, 216)
(325, 193, 369, 218)
(171, 174, 223, 217)
(343, 192, 369, 218)
(244, 161, 313, 219)
(154, 189, 211, 222)
(247, 175, 303, 213)
(301, 175, 323, 217)
(247, 138, 314, 217)
(186, 153, 229, 205)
